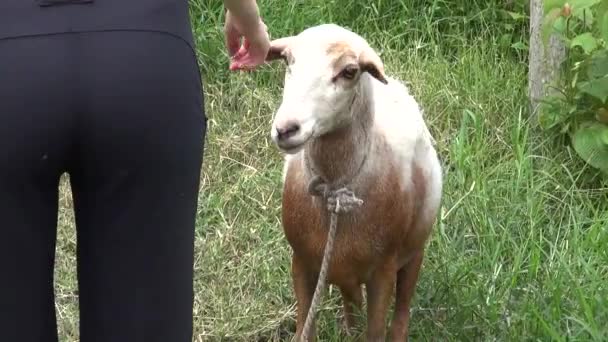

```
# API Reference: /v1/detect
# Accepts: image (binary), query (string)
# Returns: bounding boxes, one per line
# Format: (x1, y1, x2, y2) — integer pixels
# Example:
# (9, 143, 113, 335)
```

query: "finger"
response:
(230, 55, 257, 71)
(226, 34, 241, 57)
(230, 55, 250, 71)
(230, 38, 271, 71)
(243, 37, 251, 50)
(224, 24, 241, 56)
(232, 56, 263, 71)
(230, 52, 253, 70)
(229, 61, 240, 71)
(230, 61, 255, 71)
(240, 50, 267, 67)
(224, 11, 240, 57)
(231, 44, 248, 60)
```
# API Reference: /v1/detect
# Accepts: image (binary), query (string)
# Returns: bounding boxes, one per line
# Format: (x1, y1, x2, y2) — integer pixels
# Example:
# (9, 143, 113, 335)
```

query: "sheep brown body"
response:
(282, 131, 437, 342)
(266, 24, 443, 342)
(283, 150, 427, 288)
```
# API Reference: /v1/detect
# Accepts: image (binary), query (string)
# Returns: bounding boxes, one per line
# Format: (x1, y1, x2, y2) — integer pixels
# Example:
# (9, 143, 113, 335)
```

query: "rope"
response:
(299, 176, 363, 342)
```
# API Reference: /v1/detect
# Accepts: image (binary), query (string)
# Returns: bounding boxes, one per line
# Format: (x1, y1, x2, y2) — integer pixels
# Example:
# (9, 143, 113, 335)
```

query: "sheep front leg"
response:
(339, 283, 363, 336)
(292, 255, 317, 342)
(365, 267, 396, 342)
(389, 251, 424, 341)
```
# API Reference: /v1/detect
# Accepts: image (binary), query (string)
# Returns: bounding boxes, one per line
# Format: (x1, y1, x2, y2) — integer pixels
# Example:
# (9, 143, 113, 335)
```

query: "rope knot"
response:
(307, 175, 363, 214)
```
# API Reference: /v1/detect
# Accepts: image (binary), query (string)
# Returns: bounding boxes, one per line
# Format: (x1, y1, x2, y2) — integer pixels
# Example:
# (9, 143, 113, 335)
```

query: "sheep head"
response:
(266, 24, 387, 154)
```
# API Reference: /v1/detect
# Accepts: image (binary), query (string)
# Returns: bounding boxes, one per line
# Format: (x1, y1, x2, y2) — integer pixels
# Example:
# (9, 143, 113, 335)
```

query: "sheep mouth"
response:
(277, 140, 307, 154)
(276, 132, 313, 154)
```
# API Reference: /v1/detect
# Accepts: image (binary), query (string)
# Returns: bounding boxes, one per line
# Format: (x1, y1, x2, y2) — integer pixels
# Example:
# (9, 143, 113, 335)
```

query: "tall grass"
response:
(54, 0, 608, 341)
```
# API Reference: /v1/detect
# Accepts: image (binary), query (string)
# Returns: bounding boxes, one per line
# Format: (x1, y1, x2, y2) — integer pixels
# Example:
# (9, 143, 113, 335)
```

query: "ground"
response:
(54, 0, 608, 341)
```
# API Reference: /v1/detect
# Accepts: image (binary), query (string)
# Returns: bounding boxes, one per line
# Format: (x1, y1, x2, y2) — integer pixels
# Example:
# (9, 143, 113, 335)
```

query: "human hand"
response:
(224, 10, 270, 71)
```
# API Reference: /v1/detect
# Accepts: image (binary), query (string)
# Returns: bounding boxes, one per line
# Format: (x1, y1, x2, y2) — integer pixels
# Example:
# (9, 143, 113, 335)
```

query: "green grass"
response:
(54, 0, 608, 341)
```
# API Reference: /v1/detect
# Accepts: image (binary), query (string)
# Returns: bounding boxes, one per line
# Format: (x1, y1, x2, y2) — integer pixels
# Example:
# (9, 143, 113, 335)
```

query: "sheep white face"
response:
(266, 25, 388, 154)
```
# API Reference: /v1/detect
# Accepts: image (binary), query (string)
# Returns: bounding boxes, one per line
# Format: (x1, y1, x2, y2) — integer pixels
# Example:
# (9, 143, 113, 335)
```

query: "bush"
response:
(540, 0, 608, 173)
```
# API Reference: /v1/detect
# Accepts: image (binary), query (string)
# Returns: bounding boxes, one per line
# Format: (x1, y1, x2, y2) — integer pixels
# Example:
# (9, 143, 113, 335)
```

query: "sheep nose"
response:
(276, 122, 300, 141)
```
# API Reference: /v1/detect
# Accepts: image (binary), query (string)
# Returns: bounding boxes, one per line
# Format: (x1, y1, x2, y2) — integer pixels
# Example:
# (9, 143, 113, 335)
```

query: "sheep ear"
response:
(359, 48, 388, 84)
(266, 37, 293, 62)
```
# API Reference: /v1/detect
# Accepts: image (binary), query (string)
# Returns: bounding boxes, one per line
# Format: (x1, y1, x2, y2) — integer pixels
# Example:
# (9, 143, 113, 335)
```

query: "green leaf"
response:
(570, 0, 602, 28)
(572, 6, 599, 27)
(569, 0, 602, 12)
(499, 33, 512, 48)
(544, 0, 567, 14)
(588, 50, 608, 79)
(554, 16, 568, 34)
(602, 130, 608, 145)
(578, 76, 608, 102)
(597, 0, 608, 40)
(571, 32, 599, 53)
(505, 10, 527, 21)
(601, 12, 608, 43)
(572, 121, 608, 172)
(598, 0, 608, 15)
(572, 70, 580, 88)
(542, 8, 563, 46)
(511, 41, 528, 50)
(538, 95, 571, 130)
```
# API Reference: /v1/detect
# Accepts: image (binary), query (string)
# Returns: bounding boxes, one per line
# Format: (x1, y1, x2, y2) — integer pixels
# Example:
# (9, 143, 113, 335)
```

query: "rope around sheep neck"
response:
(299, 176, 364, 342)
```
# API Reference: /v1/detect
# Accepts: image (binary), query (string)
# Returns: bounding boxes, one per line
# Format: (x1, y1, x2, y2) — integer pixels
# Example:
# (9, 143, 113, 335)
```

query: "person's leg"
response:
(70, 31, 206, 342)
(0, 35, 74, 342)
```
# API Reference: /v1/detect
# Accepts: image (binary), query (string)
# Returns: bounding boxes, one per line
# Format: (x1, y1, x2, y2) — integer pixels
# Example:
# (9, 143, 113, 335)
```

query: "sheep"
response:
(265, 24, 443, 342)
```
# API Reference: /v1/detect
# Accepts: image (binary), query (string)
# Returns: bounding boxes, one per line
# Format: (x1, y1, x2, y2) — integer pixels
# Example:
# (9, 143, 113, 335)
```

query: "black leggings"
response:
(0, 31, 206, 341)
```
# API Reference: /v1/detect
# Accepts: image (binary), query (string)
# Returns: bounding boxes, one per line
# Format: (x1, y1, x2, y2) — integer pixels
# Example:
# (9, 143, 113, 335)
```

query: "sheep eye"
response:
(340, 66, 358, 80)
